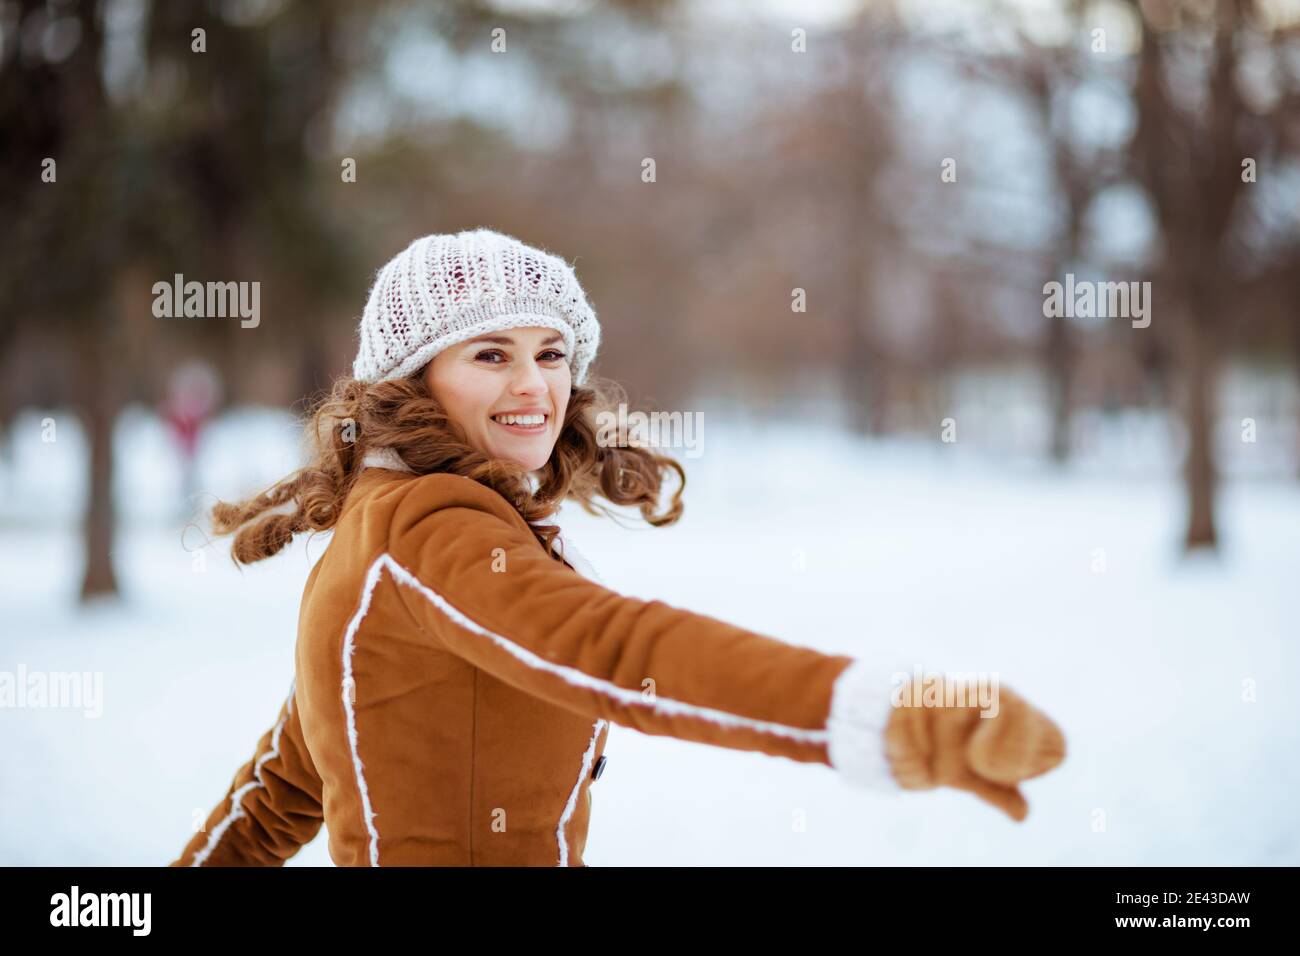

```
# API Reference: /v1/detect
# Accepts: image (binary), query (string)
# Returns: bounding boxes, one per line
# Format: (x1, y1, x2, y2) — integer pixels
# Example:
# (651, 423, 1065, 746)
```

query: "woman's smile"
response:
(490, 407, 551, 435)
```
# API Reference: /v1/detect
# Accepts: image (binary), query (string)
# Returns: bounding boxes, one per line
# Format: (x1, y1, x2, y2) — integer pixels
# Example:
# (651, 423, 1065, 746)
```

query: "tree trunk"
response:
(1295, 315, 1300, 482)
(1046, 308, 1071, 463)
(838, 17, 888, 438)
(77, 318, 120, 601)
(1181, 316, 1218, 550)
(842, 308, 884, 436)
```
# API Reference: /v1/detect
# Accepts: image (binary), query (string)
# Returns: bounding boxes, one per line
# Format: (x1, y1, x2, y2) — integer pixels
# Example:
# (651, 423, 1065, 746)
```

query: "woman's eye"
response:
(474, 349, 565, 364)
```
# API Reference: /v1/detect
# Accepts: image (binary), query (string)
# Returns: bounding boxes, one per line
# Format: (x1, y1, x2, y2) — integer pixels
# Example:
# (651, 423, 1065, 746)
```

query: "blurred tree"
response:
(0, 0, 364, 600)
(1021, 19, 1126, 464)
(818, 7, 903, 436)
(1126, 0, 1298, 550)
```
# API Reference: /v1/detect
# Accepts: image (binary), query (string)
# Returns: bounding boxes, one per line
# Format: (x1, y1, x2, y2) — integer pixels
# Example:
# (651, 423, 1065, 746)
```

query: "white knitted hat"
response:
(352, 228, 601, 386)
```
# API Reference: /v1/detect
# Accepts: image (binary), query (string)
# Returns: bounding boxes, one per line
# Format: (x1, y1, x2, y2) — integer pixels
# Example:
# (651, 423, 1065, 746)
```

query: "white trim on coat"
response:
(340, 557, 388, 866)
(556, 718, 607, 867)
(825, 657, 909, 793)
(190, 677, 297, 866)
(554, 530, 604, 585)
(377, 552, 833, 745)
(360, 447, 412, 473)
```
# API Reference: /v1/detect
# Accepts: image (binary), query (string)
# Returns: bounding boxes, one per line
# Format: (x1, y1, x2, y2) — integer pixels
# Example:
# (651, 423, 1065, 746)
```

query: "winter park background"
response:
(4, 0, 1300, 865)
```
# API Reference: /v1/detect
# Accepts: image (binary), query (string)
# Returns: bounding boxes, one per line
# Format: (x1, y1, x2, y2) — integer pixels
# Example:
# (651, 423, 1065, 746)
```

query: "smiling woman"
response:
(170, 228, 1066, 868)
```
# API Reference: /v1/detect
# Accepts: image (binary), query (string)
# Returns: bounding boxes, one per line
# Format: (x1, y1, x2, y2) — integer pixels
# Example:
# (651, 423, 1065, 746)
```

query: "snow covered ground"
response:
(2, 404, 1297, 865)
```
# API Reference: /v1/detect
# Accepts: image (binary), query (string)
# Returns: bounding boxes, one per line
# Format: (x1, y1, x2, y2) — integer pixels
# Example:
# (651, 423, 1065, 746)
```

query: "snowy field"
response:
(2, 404, 1298, 866)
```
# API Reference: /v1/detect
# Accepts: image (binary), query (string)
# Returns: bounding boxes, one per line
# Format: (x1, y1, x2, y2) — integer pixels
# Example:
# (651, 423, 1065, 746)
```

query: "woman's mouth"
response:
(490, 413, 548, 435)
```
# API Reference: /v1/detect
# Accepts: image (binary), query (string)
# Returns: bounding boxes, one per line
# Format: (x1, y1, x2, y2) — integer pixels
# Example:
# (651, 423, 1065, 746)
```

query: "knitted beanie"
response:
(351, 229, 601, 387)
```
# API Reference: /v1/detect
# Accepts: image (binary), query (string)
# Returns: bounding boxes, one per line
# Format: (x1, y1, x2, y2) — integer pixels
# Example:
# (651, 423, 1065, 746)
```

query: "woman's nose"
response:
(510, 359, 547, 394)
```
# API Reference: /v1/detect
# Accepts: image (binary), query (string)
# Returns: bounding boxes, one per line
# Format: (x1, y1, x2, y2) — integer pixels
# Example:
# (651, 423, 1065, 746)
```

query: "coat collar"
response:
(361, 447, 414, 473)
(356, 448, 602, 584)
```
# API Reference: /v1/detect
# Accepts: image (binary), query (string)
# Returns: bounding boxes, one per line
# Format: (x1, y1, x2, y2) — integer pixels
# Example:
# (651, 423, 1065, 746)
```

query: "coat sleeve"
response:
(383, 475, 909, 789)
(170, 680, 325, 866)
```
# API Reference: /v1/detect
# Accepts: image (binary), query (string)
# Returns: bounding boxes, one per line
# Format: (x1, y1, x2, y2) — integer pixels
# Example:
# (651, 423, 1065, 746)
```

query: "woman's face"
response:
(422, 325, 572, 472)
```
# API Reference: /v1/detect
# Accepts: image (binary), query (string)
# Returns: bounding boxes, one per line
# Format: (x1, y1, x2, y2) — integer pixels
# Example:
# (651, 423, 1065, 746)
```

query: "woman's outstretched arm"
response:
(170, 680, 325, 866)
(383, 474, 1065, 818)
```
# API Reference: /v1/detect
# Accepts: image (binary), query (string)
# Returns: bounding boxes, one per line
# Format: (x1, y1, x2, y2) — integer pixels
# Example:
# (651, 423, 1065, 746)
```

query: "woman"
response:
(170, 228, 1066, 867)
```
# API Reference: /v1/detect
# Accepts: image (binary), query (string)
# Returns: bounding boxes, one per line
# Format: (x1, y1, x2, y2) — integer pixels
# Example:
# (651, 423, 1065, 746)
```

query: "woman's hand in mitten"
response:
(882, 676, 1066, 821)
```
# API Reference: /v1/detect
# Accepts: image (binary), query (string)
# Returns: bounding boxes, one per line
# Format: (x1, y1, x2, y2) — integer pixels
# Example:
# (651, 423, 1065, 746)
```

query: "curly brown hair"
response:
(206, 368, 685, 566)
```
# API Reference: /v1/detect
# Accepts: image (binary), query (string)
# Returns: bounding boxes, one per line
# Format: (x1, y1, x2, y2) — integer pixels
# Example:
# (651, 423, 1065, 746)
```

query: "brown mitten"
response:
(882, 676, 1066, 821)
